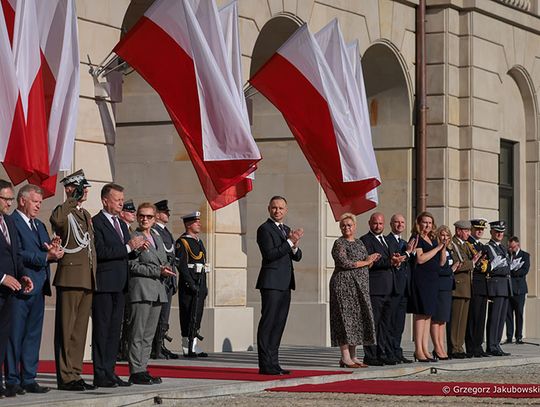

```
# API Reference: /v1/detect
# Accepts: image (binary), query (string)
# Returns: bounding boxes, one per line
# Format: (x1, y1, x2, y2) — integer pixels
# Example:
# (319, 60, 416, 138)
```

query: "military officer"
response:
(464, 218, 490, 357)
(485, 220, 512, 356)
(151, 200, 179, 359)
(50, 170, 97, 391)
(175, 211, 208, 357)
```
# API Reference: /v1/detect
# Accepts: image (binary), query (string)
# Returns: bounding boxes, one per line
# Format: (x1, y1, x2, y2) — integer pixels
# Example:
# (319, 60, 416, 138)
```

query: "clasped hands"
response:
(129, 235, 150, 251)
(45, 235, 64, 261)
(288, 227, 304, 247)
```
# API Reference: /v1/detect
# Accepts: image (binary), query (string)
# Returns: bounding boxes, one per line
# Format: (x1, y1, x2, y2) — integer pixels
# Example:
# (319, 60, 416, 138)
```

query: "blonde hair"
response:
(436, 225, 452, 240)
(339, 212, 356, 227)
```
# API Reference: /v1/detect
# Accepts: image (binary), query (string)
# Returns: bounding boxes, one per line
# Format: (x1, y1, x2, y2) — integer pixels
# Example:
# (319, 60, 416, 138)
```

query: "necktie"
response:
(30, 219, 39, 237)
(378, 235, 387, 247)
(278, 224, 287, 239)
(113, 216, 123, 240)
(0, 215, 10, 245)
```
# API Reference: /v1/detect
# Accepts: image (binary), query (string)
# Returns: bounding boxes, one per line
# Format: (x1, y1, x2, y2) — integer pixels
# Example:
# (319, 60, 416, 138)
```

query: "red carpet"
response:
(37, 361, 348, 382)
(269, 379, 540, 398)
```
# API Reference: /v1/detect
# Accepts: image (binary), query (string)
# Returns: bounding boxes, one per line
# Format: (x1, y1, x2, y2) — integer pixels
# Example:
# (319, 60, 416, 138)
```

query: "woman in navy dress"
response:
(430, 225, 459, 360)
(410, 212, 445, 362)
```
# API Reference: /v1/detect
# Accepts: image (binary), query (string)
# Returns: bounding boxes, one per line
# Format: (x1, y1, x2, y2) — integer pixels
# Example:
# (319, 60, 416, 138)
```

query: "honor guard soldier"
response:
(175, 211, 208, 357)
(50, 170, 97, 391)
(464, 218, 490, 357)
(151, 200, 179, 359)
(485, 221, 512, 356)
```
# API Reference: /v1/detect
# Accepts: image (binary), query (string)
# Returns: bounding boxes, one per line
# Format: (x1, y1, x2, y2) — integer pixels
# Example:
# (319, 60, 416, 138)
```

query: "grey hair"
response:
(17, 184, 43, 200)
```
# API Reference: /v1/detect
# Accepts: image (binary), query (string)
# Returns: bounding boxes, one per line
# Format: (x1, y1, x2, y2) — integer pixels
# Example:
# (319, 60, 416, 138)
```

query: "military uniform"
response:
(464, 219, 490, 357)
(175, 212, 207, 357)
(485, 221, 512, 356)
(50, 170, 96, 387)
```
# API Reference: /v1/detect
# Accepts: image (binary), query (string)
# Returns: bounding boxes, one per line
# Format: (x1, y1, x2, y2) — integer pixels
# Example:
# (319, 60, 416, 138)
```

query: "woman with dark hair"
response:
(409, 211, 445, 362)
(430, 225, 459, 360)
(330, 213, 379, 368)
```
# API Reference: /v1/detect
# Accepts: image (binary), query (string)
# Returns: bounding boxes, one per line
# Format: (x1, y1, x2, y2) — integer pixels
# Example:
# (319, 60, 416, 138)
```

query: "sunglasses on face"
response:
(138, 214, 155, 219)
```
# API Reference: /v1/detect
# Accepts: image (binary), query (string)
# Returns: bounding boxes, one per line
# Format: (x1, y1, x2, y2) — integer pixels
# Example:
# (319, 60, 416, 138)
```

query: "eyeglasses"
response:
(0, 196, 15, 203)
(138, 214, 155, 219)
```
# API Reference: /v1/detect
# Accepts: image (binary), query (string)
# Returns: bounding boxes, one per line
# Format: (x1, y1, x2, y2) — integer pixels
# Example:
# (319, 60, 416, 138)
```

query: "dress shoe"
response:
(129, 372, 153, 385)
(516, 339, 524, 345)
(400, 356, 413, 364)
(498, 349, 511, 356)
(0, 386, 5, 398)
(94, 378, 117, 388)
(451, 352, 467, 359)
(432, 351, 449, 361)
(339, 360, 360, 368)
(381, 357, 398, 365)
(144, 372, 162, 384)
(58, 380, 86, 391)
(78, 380, 96, 390)
(111, 374, 132, 387)
(23, 382, 50, 393)
(278, 368, 291, 374)
(258, 368, 282, 375)
(487, 349, 503, 356)
(162, 347, 180, 359)
(5, 384, 26, 397)
(363, 358, 384, 366)
(480, 351, 491, 357)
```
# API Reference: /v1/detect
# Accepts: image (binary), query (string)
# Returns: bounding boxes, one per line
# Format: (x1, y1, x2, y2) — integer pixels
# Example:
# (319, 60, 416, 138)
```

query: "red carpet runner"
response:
(37, 361, 348, 382)
(268, 379, 540, 398)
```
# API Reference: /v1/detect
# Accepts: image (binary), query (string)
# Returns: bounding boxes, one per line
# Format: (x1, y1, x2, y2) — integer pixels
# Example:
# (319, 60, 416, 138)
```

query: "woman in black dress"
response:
(430, 225, 460, 360)
(330, 213, 380, 368)
(410, 211, 445, 362)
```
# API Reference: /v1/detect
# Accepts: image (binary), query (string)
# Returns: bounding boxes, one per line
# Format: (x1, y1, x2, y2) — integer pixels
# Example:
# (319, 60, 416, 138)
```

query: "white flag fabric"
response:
(36, 0, 80, 174)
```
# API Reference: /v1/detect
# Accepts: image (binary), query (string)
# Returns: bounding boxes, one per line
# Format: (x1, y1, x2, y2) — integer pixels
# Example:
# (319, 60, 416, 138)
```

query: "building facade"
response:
(2, 0, 539, 357)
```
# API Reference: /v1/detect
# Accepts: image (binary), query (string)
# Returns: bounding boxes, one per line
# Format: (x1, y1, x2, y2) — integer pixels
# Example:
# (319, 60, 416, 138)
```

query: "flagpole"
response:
(415, 0, 427, 215)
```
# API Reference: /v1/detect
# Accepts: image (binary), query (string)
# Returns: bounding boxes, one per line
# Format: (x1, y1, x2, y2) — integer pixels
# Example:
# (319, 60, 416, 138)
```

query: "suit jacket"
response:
(255, 219, 302, 291)
(92, 211, 131, 293)
(386, 233, 410, 296)
(360, 232, 394, 296)
(450, 236, 475, 298)
(485, 240, 512, 297)
(11, 211, 51, 297)
(0, 215, 25, 297)
(128, 229, 169, 303)
(50, 198, 96, 290)
(509, 249, 529, 295)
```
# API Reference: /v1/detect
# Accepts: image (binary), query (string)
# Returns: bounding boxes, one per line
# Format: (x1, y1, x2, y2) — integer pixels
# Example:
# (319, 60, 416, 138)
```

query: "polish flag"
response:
(0, 0, 29, 178)
(32, 0, 80, 196)
(114, 0, 261, 209)
(2, 0, 48, 185)
(250, 24, 380, 220)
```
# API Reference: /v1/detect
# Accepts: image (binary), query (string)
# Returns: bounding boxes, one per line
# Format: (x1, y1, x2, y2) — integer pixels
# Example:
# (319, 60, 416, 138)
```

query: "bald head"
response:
(369, 212, 385, 235)
(390, 213, 406, 235)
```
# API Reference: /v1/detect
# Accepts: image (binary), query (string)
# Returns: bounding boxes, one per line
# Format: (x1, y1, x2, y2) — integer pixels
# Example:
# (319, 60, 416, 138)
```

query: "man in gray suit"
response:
(127, 202, 174, 385)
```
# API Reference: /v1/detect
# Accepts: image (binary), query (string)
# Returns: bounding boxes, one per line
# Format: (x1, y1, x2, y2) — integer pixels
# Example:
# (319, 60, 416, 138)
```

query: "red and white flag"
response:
(2, 0, 49, 186)
(250, 24, 380, 220)
(0, 0, 29, 178)
(114, 0, 261, 209)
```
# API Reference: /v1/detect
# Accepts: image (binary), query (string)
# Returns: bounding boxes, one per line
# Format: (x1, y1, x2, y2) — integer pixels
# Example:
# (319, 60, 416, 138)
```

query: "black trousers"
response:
(157, 284, 174, 330)
(257, 289, 291, 371)
(505, 293, 526, 341)
(486, 296, 509, 352)
(465, 294, 488, 354)
(364, 294, 392, 361)
(0, 294, 13, 385)
(389, 292, 407, 359)
(179, 287, 206, 338)
(92, 291, 125, 382)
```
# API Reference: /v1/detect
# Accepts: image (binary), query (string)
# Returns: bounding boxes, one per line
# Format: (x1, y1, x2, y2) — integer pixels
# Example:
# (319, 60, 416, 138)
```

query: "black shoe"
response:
(499, 350, 511, 356)
(480, 351, 490, 357)
(400, 356, 413, 364)
(432, 351, 449, 361)
(111, 374, 132, 387)
(363, 358, 384, 366)
(129, 372, 153, 385)
(451, 352, 467, 359)
(5, 384, 26, 397)
(78, 380, 96, 390)
(487, 349, 503, 356)
(58, 380, 86, 391)
(277, 368, 291, 375)
(380, 357, 398, 365)
(184, 351, 198, 358)
(0, 386, 5, 398)
(144, 372, 162, 384)
(162, 347, 180, 359)
(516, 339, 524, 345)
(23, 382, 50, 393)
(258, 368, 282, 375)
(197, 351, 208, 357)
(94, 378, 117, 388)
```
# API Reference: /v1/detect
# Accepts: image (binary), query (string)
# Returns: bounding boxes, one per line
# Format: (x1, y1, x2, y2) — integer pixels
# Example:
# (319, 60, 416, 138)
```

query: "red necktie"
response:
(113, 216, 123, 240)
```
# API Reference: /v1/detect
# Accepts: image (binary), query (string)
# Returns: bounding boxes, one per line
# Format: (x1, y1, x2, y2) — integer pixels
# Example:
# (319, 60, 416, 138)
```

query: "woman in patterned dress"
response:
(330, 213, 380, 368)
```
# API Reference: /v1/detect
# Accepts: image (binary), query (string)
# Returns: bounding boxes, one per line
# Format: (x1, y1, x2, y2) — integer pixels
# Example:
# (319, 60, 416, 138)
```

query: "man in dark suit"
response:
(256, 196, 303, 375)
(5, 185, 64, 396)
(51, 170, 96, 391)
(485, 221, 512, 356)
(361, 212, 398, 366)
(505, 236, 529, 344)
(92, 183, 146, 388)
(0, 179, 33, 398)
(151, 199, 179, 359)
(386, 213, 415, 364)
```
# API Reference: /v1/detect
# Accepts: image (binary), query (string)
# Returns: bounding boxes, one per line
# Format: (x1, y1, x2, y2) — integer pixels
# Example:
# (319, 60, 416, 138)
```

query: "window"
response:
(499, 140, 515, 240)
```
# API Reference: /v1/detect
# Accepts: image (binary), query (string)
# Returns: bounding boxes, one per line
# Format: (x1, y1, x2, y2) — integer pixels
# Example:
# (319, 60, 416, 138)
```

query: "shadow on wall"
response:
(221, 337, 254, 352)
